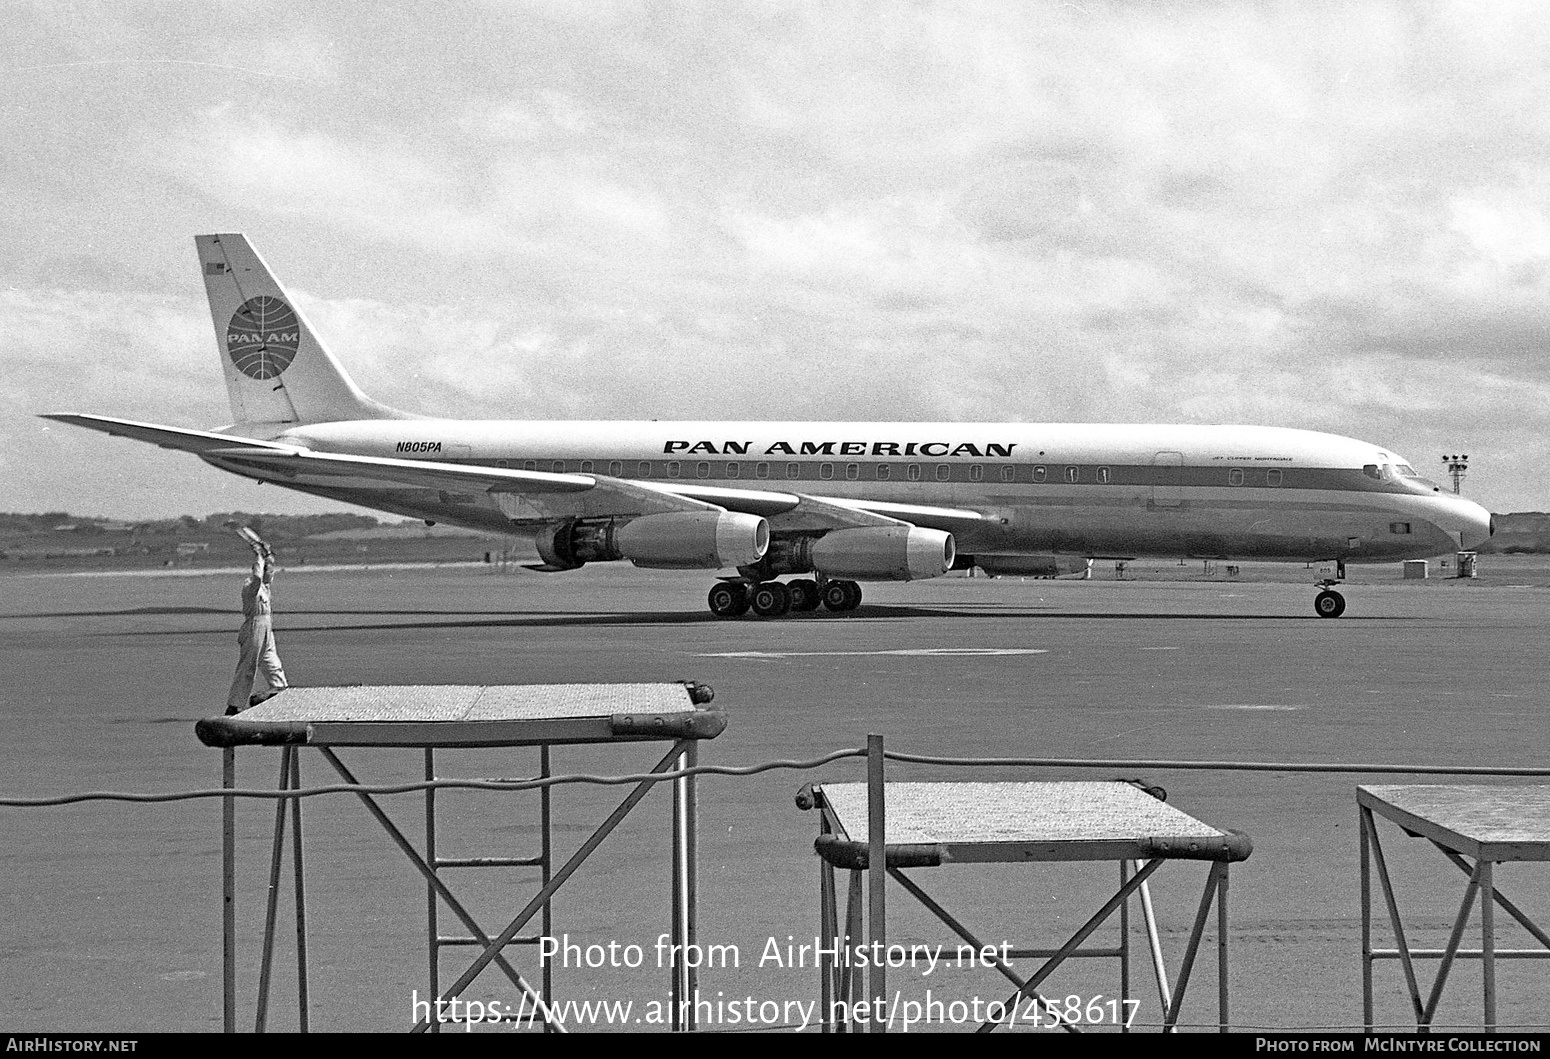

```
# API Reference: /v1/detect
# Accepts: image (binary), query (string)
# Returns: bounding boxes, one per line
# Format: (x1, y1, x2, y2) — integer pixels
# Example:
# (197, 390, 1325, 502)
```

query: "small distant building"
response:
(1402, 559, 1428, 579)
(176, 542, 210, 556)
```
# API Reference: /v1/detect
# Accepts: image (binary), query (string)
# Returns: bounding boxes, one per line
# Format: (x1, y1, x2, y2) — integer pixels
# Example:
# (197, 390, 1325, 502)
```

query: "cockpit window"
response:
(1397, 464, 1418, 477)
(1362, 464, 1381, 480)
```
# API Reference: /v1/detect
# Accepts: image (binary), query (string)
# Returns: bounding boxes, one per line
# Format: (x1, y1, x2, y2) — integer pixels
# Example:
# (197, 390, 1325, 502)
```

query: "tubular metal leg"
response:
(222, 748, 236, 1035)
(1135, 861, 1172, 1019)
(291, 750, 309, 1033)
(819, 856, 836, 1033)
(843, 871, 864, 1031)
(1362, 805, 1373, 1031)
(1120, 860, 1130, 1034)
(540, 745, 553, 1031)
(1481, 860, 1495, 1033)
(424, 748, 439, 1034)
(685, 742, 699, 1028)
(865, 734, 886, 1035)
(1218, 863, 1230, 1032)
(671, 744, 689, 1029)
(1163, 862, 1221, 1032)
(256, 748, 292, 1032)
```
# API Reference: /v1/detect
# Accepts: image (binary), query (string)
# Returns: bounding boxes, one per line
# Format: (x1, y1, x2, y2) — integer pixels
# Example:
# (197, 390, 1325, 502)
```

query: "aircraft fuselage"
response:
(213, 418, 1491, 565)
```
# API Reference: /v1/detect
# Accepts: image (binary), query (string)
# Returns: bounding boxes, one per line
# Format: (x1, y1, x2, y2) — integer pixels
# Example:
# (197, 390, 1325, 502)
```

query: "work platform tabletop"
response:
(195, 682, 722, 748)
(811, 781, 1251, 865)
(1358, 784, 1550, 861)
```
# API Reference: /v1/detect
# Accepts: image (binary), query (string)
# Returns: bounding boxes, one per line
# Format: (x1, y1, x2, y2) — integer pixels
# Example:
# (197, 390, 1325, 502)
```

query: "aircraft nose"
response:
(1458, 501, 1494, 551)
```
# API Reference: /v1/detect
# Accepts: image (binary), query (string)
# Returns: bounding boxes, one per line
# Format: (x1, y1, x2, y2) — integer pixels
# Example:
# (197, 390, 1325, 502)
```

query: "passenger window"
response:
(496, 460, 509, 468)
(1096, 466, 1110, 484)
(523, 461, 537, 472)
(1267, 469, 1282, 487)
(819, 462, 834, 480)
(1033, 465, 1046, 483)
(907, 464, 922, 482)
(845, 463, 859, 480)
(552, 461, 566, 474)
(969, 465, 983, 482)
(608, 461, 623, 476)
(696, 462, 710, 479)
(1001, 466, 1015, 483)
(726, 462, 740, 479)
(1390, 522, 1412, 535)
(877, 464, 892, 481)
(786, 462, 800, 479)
(637, 461, 651, 477)
(579, 461, 594, 473)
(755, 462, 770, 479)
(667, 461, 681, 477)
(1228, 468, 1244, 486)
(1064, 466, 1079, 483)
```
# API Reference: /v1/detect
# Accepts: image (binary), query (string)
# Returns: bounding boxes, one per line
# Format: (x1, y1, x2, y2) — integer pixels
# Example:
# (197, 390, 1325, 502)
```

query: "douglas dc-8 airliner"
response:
(45, 234, 1493, 619)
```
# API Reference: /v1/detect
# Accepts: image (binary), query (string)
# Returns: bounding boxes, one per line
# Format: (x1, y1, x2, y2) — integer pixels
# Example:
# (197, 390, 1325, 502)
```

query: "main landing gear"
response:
(706, 578, 862, 619)
(1313, 559, 1348, 619)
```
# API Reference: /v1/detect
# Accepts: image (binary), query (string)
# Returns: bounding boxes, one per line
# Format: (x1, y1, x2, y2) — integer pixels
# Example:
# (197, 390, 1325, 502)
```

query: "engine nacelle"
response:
(808, 526, 955, 582)
(534, 512, 769, 571)
(616, 511, 769, 569)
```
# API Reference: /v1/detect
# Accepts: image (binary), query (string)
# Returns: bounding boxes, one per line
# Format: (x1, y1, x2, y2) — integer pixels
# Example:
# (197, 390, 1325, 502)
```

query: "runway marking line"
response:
(699, 648, 1050, 659)
(1200, 704, 1306, 711)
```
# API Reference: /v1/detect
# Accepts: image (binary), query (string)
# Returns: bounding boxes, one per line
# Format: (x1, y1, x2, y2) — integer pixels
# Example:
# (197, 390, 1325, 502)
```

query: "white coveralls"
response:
(226, 552, 288, 711)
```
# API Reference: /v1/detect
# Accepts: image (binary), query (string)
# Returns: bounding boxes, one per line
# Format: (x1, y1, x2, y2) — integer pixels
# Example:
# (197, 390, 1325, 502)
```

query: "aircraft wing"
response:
(44, 413, 999, 534)
(648, 483, 895, 529)
(657, 483, 994, 533)
(42, 414, 720, 523)
(198, 446, 722, 520)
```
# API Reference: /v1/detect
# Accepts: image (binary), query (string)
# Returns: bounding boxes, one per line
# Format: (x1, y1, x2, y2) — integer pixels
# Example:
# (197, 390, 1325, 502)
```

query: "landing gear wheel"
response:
(749, 580, 792, 618)
(821, 580, 863, 612)
(1314, 589, 1346, 618)
(787, 579, 820, 612)
(707, 582, 749, 618)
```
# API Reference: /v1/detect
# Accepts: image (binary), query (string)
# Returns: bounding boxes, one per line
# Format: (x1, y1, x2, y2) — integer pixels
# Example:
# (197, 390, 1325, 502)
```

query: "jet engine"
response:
(534, 512, 769, 571)
(807, 526, 955, 581)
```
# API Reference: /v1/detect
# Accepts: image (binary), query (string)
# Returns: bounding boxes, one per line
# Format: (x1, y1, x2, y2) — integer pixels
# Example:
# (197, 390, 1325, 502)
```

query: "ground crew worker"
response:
(225, 524, 288, 714)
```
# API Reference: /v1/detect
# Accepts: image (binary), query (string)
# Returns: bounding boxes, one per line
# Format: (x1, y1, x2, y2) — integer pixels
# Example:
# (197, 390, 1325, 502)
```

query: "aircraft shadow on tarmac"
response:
(0, 606, 545, 620)
(81, 603, 1409, 636)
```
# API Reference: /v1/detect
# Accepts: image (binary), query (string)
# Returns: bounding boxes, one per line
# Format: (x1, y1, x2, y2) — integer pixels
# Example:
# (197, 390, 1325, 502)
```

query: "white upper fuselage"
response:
(245, 418, 1493, 564)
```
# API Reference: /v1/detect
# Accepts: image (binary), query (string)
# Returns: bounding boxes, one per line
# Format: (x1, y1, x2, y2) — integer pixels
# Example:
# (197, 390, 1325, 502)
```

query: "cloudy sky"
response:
(5, 1, 1549, 517)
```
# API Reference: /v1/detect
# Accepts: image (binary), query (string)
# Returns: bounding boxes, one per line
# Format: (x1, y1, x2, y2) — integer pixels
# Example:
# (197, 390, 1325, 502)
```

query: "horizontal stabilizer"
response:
(40, 414, 297, 456)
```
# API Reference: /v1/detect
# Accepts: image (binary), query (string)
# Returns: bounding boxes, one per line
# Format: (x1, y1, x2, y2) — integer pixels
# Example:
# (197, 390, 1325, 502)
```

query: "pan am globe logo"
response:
(226, 296, 300, 380)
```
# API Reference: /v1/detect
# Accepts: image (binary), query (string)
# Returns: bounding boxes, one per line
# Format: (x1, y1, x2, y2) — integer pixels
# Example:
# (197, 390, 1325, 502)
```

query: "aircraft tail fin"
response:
(196, 234, 410, 426)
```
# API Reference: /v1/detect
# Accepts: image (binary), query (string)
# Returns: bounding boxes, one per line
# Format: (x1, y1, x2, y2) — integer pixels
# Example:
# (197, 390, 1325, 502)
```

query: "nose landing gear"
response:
(1313, 559, 1347, 618)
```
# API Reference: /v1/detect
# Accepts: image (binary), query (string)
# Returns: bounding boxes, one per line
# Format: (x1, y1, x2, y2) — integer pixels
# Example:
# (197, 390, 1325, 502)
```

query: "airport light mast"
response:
(1441, 454, 1468, 495)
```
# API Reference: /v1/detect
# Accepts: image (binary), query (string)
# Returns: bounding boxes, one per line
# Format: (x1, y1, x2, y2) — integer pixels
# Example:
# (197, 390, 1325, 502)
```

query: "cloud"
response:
(7, 2, 1550, 515)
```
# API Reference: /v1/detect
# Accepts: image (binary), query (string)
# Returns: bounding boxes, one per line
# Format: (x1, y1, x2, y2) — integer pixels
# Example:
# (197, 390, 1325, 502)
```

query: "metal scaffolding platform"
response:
(196, 681, 724, 1032)
(799, 773, 1253, 1032)
(1360, 784, 1550, 1033)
